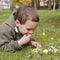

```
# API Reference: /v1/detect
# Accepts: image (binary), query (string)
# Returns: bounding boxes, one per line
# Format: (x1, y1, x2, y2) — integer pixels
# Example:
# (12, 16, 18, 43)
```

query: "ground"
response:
(0, 9, 60, 60)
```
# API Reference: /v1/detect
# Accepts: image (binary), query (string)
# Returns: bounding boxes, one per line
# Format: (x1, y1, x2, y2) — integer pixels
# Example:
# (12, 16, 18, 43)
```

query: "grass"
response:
(0, 9, 60, 60)
(0, 9, 12, 24)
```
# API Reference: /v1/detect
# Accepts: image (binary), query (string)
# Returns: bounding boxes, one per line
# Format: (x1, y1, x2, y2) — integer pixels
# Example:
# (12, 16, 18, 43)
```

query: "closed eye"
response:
(27, 29, 32, 31)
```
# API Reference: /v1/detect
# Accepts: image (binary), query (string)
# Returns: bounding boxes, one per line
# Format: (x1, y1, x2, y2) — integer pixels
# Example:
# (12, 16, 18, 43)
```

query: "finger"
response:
(27, 34, 31, 37)
(35, 43, 42, 48)
(24, 34, 31, 37)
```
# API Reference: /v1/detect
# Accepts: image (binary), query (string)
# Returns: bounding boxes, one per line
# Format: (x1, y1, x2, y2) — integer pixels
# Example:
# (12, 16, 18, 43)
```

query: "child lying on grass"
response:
(0, 5, 41, 51)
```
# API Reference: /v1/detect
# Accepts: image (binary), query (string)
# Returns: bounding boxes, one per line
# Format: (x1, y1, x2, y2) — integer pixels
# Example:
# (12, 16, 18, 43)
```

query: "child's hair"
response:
(13, 5, 39, 24)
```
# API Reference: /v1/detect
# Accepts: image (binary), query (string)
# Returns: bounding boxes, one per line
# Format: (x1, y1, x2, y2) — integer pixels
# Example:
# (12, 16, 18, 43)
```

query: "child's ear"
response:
(15, 20, 21, 27)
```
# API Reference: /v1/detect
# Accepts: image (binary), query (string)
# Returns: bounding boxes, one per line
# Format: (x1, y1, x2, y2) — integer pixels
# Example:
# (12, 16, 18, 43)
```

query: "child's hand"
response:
(31, 41, 42, 48)
(18, 34, 31, 46)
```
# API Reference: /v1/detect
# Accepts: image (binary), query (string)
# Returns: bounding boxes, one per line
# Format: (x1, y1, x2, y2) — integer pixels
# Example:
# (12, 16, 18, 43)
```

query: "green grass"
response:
(0, 9, 60, 60)
(0, 9, 12, 24)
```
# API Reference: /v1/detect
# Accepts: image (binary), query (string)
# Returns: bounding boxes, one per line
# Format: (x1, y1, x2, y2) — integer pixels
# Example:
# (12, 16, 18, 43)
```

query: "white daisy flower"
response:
(42, 32, 45, 36)
(43, 49, 48, 54)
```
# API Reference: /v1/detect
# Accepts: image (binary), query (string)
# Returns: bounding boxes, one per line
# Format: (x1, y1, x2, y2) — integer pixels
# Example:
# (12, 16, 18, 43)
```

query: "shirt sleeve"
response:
(0, 24, 21, 51)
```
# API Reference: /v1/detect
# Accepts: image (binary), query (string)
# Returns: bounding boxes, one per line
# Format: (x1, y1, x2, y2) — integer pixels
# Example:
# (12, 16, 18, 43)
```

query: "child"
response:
(0, 5, 41, 51)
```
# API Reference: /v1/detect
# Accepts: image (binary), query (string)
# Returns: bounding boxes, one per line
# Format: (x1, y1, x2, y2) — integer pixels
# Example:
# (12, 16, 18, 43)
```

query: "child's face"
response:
(15, 20, 38, 35)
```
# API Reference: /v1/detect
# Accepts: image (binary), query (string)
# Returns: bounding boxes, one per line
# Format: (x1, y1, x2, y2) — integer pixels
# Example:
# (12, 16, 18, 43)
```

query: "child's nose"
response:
(29, 30, 33, 34)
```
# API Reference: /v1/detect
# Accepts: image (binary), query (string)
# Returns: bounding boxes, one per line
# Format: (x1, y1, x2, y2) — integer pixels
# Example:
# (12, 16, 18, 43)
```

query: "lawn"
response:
(0, 9, 60, 60)
(0, 9, 12, 24)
